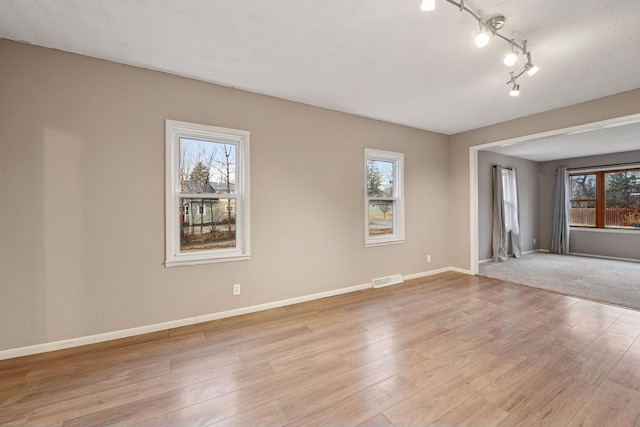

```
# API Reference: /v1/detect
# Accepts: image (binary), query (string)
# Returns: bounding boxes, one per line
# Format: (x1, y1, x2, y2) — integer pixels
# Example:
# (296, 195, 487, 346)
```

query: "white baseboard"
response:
(404, 266, 472, 280)
(569, 252, 640, 263)
(448, 266, 473, 275)
(0, 266, 469, 360)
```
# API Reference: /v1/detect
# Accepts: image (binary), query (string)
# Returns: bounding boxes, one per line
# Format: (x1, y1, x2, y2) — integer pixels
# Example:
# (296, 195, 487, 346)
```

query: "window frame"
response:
(569, 165, 640, 231)
(165, 120, 250, 267)
(501, 168, 518, 232)
(364, 148, 405, 247)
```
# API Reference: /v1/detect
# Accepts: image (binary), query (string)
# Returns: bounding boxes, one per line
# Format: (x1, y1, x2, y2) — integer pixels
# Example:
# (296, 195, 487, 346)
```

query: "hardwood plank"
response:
(383, 374, 479, 426)
(27, 363, 277, 425)
(497, 376, 596, 427)
(607, 334, 640, 392)
(566, 380, 640, 426)
(355, 412, 395, 427)
(430, 393, 509, 427)
(207, 401, 288, 426)
(284, 384, 393, 426)
(277, 369, 376, 421)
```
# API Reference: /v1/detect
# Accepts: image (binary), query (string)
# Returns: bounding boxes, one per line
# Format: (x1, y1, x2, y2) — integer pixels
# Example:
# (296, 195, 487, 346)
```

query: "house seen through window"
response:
(165, 120, 250, 266)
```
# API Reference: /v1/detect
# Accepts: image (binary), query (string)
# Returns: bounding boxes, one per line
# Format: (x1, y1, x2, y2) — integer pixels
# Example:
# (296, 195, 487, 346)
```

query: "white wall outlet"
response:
(533, 238, 537, 245)
(427, 255, 432, 263)
(233, 284, 241, 296)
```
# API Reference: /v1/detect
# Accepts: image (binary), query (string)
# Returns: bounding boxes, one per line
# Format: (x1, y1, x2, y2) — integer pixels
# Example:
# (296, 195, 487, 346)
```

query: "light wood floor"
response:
(2, 272, 640, 426)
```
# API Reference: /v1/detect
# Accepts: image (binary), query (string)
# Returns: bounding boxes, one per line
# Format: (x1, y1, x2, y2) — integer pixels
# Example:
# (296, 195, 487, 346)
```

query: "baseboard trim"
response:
(0, 266, 470, 360)
(569, 252, 640, 263)
(449, 267, 473, 275)
(404, 266, 472, 280)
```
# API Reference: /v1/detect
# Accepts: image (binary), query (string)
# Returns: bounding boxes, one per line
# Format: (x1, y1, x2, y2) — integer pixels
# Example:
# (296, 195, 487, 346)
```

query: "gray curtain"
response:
(492, 165, 522, 262)
(550, 167, 570, 254)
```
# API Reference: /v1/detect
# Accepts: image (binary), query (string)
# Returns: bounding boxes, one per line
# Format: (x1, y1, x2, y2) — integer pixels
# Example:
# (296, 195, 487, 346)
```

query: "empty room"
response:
(1, 1, 640, 425)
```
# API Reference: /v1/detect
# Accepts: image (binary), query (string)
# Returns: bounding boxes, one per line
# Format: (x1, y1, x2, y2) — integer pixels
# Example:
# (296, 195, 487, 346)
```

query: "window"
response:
(501, 168, 519, 232)
(570, 167, 640, 230)
(365, 148, 405, 247)
(165, 120, 250, 266)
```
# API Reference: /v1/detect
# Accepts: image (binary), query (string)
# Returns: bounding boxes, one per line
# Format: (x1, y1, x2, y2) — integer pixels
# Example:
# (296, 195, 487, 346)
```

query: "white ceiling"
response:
(1, 0, 640, 136)
(483, 118, 640, 162)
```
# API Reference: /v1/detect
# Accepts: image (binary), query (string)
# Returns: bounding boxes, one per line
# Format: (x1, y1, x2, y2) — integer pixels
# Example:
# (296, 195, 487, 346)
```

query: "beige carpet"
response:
(479, 252, 640, 311)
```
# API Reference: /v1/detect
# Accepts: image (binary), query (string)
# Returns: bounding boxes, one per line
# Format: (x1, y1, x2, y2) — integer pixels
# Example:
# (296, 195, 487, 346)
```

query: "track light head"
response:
(475, 28, 490, 48)
(420, 0, 435, 11)
(504, 52, 518, 66)
(526, 63, 539, 76)
(524, 52, 539, 76)
(504, 39, 519, 66)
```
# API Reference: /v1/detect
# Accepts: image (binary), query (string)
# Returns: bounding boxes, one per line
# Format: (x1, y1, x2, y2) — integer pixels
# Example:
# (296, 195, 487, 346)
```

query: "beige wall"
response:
(449, 88, 640, 270)
(0, 40, 449, 351)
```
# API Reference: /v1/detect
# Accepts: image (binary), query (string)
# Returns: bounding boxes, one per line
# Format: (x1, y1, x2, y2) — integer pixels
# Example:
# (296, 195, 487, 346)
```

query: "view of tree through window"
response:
(570, 174, 596, 226)
(570, 168, 640, 229)
(366, 159, 395, 237)
(605, 170, 640, 228)
(179, 138, 237, 252)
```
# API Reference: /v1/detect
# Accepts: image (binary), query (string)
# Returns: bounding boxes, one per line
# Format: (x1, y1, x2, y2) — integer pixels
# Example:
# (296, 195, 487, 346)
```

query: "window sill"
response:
(365, 238, 406, 248)
(165, 254, 251, 267)
(570, 227, 640, 235)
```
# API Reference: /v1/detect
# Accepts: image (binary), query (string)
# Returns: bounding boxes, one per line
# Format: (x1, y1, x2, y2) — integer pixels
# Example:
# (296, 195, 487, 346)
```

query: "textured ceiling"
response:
(483, 118, 640, 162)
(1, 0, 640, 135)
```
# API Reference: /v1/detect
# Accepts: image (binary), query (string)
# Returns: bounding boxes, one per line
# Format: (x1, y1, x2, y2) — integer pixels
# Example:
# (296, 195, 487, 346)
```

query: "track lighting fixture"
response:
(421, 0, 539, 96)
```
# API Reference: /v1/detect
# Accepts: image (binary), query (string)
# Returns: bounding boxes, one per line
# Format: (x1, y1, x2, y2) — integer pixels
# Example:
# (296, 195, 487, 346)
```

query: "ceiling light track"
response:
(421, 0, 539, 96)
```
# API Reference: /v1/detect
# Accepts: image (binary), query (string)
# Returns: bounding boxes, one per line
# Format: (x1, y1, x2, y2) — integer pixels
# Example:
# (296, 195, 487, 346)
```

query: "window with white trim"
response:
(501, 168, 519, 233)
(165, 120, 250, 266)
(365, 148, 405, 247)
(570, 166, 640, 230)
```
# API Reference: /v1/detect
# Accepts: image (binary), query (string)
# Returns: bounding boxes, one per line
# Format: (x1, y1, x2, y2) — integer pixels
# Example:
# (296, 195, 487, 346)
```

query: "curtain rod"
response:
(567, 161, 640, 173)
(493, 165, 513, 170)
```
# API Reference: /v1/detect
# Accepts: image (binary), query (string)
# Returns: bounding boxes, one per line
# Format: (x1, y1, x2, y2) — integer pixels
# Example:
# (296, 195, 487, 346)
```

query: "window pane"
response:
(180, 197, 236, 252)
(570, 201, 595, 227)
(179, 138, 236, 194)
(366, 160, 394, 197)
(368, 200, 394, 237)
(570, 174, 596, 200)
(605, 171, 640, 228)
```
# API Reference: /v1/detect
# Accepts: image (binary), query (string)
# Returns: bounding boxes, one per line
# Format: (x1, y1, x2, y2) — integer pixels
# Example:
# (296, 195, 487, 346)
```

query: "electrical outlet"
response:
(427, 255, 432, 263)
(233, 284, 241, 296)
(533, 238, 537, 245)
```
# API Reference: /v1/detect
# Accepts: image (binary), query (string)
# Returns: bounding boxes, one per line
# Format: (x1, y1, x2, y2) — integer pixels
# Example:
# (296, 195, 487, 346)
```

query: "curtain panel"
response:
(550, 167, 570, 254)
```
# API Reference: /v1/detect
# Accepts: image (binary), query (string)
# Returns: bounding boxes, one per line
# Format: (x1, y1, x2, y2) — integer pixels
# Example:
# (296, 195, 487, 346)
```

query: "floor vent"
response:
(372, 274, 404, 288)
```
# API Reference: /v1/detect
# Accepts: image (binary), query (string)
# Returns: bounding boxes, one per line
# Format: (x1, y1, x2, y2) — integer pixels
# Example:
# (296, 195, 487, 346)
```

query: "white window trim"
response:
(165, 120, 250, 267)
(364, 148, 405, 247)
